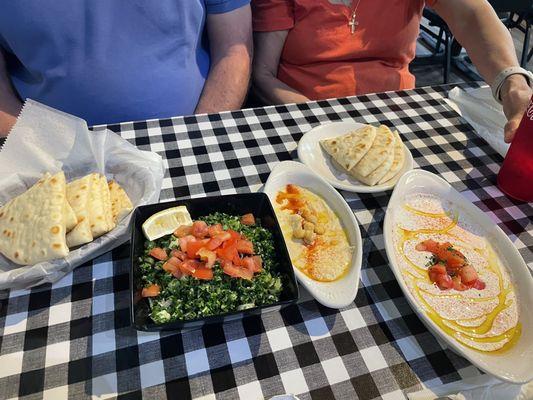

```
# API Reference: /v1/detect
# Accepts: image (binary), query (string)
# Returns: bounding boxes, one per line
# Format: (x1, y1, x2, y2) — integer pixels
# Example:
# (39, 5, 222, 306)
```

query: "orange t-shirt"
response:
(253, 0, 436, 100)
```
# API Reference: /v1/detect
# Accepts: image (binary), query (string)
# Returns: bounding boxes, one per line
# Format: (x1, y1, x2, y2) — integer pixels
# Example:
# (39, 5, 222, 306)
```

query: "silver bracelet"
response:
(491, 66, 533, 104)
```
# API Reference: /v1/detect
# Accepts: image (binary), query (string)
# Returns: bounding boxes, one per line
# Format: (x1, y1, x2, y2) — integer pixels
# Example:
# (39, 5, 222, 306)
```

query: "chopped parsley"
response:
(138, 212, 283, 324)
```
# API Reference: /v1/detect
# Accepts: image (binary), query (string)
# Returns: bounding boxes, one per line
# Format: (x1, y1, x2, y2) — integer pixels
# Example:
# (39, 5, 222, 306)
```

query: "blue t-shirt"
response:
(0, 0, 249, 126)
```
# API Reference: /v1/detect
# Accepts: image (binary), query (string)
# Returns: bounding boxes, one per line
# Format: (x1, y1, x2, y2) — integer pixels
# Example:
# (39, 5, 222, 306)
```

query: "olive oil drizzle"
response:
(398, 205, 521, 352)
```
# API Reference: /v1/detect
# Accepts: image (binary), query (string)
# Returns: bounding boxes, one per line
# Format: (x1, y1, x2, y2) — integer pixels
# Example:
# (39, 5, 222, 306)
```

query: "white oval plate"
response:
(263, 161, 362, 309)
(297, 121, 414, 193)
(383, 169, 533, 384)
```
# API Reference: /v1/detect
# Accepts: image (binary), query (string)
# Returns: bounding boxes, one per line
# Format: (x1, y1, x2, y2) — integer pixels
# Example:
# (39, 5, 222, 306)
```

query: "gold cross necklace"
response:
(348, 0, 362, 34)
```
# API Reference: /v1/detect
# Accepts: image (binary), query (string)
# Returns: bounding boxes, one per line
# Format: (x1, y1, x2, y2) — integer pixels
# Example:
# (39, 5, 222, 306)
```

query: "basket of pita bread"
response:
(0, 100, 164, 289)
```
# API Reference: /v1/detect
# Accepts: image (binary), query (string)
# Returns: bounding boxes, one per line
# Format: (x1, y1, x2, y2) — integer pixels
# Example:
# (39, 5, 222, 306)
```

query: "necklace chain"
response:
(348, 0, 362, 35)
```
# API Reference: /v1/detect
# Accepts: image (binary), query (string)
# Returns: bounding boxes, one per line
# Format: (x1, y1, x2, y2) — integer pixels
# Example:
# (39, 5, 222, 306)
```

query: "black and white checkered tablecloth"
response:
(1, 85, 532, 400)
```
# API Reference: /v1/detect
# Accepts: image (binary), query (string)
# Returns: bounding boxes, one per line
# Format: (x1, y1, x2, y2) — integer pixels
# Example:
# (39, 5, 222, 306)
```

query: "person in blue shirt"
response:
(0, 1, 252, 135)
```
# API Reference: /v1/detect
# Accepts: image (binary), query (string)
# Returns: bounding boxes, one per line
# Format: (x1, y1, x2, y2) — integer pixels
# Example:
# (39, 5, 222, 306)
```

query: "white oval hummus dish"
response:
(384, 169, 533, 383)
(264, 161, 362, 309)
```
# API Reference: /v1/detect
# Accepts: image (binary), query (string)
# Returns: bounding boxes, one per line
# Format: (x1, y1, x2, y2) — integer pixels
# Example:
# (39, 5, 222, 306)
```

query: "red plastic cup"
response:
(497, 94, 533, 202)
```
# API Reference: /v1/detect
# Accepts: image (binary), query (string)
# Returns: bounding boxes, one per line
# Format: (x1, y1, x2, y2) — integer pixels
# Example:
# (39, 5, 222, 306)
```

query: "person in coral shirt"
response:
(252, 0, 532, 143)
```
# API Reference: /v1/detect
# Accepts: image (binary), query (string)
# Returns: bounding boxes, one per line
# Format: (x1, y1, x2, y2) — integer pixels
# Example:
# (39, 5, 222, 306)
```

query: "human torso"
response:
(0, 0, 210, 125)
(279, 0, 426, 99)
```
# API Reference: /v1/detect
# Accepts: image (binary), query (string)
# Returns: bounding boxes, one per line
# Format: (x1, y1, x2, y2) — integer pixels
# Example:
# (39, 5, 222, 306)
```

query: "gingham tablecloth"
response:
(1, 85, 532, 400)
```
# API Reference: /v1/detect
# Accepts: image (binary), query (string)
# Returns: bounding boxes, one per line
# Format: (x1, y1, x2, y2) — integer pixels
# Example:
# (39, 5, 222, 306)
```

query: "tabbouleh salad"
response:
(138, 212, 283, 324)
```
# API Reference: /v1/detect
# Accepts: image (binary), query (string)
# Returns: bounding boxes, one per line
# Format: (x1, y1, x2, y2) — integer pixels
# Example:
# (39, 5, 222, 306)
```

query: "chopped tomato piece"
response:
(214, 231, 232, 242)
(242, 256, 262, 273)
(251, 255, 263, 272)
(166, 256, 182, 267)
(173, 224, 192, 238)
(192, 266, 214, 280)
(236, 239, 254, 255)
(179, 259, 202, 275)
(197, 248, 216, 268)
(435, 274, 453, 290)
(415, 239, 438, 252)
(428, 269, 442, 284)
(227, 229, 241, 242)
(206, 237, 223, 251)
(191, 221, 209, 238)
(217, 242, 238, 262)
(170, 249, 187, 260)
(458, 265, 478, 284)
(178, 235, 195, 252)
(428, 264, 446, 276)
(222, 261, 253, 280)
(162, 260, 179, 274)
(207, 224, 223, 237)
(241, 213, 255, 226)
(472, 279, 486, 290)
(141, 284, 160, 297)
(452, 276, 468, 291)
(186, 238, 210, 258)
(149, 247, 167, 261)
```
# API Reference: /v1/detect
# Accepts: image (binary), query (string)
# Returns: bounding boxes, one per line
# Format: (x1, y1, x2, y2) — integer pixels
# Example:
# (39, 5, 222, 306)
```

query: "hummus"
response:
(393, 193, 521, 353)
(274, 184, 352, 282)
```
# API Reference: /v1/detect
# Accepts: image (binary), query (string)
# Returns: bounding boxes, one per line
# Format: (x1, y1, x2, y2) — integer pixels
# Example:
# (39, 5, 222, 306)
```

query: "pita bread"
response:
(348, 131, 397, 185)
(378, 130, 406, 184)
(64, 201, 77, 232)
(66, 174, 93, 248)
(349, 125, 394, 178)
(108, 180, 133, 224)
(0, 172, 69, 265)
(320, 125, 376, 171)
(88, 174, 115, 238)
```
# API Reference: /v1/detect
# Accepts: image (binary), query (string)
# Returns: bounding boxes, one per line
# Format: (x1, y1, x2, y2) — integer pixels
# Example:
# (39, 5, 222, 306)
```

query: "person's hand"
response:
(500, 74, 532, 143)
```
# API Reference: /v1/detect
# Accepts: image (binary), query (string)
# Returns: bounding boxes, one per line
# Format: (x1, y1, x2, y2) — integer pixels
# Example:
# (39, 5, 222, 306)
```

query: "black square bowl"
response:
(130, 192, 299, 331)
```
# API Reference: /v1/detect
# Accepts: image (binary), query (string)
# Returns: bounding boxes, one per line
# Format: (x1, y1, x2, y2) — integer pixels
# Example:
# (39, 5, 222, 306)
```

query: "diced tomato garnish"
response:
(428, 263, 446, 276)
(178, 235, 195, 252)
(222, 261, 253, 280)
(173, 224, 192, 238)
(435, 274, 453, 290)
(452, 276, 468, 291)
(191, 221, 209, 238)
(242, 256, 262, 273)
(227, 229, 241, 242)
(141, 284, 160, 297)
(166, 256, 182, 267)
(458, 265, 478, 284)
(472, 279, 486, 290)
(428, 269, 442, 283)
(179, 259, 203, 275)
(186, 238, 210, 258)
(197, 248, 216, 269)
(214, 231, 232, 242)
(236, 239, 254, 255)
(251, 255, 263, 272)
(207, 224, 223, 238)
(162, 261, 179, 274)
(206, 237, 223, 251)
(171, 249, 187, 260)
(192, 266, 214, 280)
(241, 213, 255, 226)
(149, 247, 167, 261)
(217, 242, 238, 262)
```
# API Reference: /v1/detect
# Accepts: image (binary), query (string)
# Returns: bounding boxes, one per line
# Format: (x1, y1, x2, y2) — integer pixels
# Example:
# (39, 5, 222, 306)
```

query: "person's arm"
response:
(433, 0, 532, 142)
(252, 30, 310, 105)
(194, 5, 253, 114)
(0, 49, 22, 137)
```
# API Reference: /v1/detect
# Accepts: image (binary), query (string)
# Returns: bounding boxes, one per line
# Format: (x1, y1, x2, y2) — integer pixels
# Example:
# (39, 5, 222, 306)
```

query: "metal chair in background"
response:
(416, 0, 533, 84)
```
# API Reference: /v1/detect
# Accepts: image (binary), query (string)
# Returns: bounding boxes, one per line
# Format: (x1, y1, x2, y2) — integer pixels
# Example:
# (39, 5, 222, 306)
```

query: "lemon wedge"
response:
(142, 206, 192, 241)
